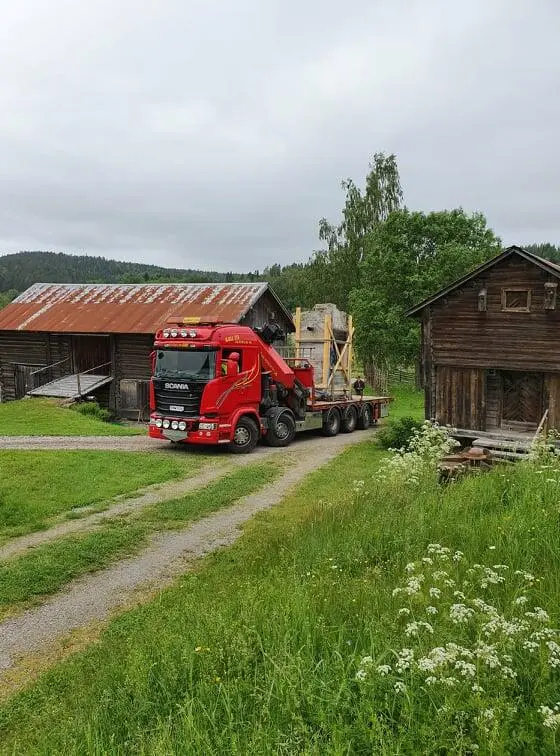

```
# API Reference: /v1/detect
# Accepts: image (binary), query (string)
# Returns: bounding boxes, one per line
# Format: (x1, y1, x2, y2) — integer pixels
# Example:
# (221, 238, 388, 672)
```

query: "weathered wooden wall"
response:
(113, 334, 153, 416)
(240, 290, 292, 339)
(429, 256, 560, 370)
(47, 334, 72, 369)
(0, 332, 49, 401)
(434, 366, 486, 428)
(485, 372, 501, 428)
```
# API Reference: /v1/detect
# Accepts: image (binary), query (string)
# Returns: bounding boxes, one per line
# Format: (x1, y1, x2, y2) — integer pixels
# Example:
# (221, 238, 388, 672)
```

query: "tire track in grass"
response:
(0, 430, 374, 674)
(0, 463, 281, 620)
(0, 460, 231, 561)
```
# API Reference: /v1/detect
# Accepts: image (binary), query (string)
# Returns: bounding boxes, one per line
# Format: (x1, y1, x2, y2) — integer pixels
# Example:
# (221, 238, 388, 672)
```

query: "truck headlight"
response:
(171, 421, 179, 430)
(199, 422, 217, 430)
(155, 418, 163, 428)
(178, 421, 187, 431)
(162, 419, 170, 428)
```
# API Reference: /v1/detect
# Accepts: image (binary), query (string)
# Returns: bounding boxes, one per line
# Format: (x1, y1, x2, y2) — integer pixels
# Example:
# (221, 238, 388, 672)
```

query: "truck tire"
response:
(228, 416, 260, 454)
(341, 404, 358, 433)
(322, 407, 341, 436)
(357, 403, 372, 430)
(265, 408, 296, 447)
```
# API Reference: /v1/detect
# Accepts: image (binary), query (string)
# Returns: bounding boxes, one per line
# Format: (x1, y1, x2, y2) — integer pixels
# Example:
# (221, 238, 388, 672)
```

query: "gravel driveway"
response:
(0, 429, 367, 453)
(0, 429, 374, 678)
(0, 435, 167, 451)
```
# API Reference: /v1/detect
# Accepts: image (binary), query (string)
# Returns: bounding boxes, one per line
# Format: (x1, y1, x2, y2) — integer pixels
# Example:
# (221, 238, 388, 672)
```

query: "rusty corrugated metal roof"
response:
(0, 282, 292, 334)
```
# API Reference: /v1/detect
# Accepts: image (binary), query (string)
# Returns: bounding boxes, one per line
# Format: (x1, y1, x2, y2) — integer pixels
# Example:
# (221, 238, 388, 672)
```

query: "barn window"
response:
(502, 288, 531, 312)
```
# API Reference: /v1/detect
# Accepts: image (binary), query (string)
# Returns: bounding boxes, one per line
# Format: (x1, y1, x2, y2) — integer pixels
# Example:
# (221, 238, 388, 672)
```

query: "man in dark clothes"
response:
(353, 376, 365, 398)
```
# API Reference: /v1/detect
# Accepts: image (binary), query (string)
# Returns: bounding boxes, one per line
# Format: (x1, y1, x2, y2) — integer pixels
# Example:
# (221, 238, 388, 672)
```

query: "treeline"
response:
(524, 244, 560, 263)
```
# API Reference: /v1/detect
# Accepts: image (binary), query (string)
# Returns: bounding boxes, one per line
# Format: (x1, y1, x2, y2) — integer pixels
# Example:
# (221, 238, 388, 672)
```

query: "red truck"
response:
(148, 317, 391, 453)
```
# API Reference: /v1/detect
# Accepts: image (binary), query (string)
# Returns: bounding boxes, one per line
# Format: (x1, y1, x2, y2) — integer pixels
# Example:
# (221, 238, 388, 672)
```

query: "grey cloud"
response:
(0, 0, 558, 271)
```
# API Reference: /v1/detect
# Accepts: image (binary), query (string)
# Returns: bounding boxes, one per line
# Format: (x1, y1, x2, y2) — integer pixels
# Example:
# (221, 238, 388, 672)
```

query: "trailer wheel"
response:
(341, 404, 358, 433)
(228, 416, 259, 454)
(265, 409, 296, 447)
(357, 403, 372, 430)
(322, 407, 341, 436)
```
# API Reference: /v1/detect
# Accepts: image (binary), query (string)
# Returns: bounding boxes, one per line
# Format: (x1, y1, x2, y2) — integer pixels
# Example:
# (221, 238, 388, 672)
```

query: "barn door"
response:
(13, 364, 43, 398)
(72, 336, 111, 373)
(501, 371, 543, 430)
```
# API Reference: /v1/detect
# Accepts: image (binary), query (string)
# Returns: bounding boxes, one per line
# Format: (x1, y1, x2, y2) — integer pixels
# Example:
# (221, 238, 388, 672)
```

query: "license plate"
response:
(170, 405, 184, 412)
(164, 429, 188, 441)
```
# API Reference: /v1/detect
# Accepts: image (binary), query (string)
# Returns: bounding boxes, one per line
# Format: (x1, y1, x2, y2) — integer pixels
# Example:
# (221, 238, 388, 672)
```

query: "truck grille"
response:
(153, 379, 205, 417)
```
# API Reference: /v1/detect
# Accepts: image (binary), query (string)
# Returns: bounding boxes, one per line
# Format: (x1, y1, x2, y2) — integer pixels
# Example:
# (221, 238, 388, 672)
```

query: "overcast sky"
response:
(0, 0, 557, 271)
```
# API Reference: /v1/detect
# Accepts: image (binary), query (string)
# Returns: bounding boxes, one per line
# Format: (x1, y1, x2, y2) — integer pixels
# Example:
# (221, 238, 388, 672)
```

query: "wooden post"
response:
(347, 315, 353, 391)
(294, 306, 302, 360)
(109, 335, 117, 412)
(533, 409, 549, 444)
(77, 371, 81, 398)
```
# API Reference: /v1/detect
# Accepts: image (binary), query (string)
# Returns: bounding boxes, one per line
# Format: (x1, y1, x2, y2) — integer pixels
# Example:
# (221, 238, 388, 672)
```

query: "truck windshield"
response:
(155, 349, 216, 381)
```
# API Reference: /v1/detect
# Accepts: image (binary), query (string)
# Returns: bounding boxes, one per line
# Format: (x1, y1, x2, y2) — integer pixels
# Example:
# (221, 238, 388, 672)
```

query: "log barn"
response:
(408, 245, 560, 435)
(0, 282, 293, 417)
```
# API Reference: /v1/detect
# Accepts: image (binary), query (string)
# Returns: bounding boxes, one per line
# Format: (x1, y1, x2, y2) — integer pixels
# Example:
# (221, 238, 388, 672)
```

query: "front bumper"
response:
(149, 415, 230, 445)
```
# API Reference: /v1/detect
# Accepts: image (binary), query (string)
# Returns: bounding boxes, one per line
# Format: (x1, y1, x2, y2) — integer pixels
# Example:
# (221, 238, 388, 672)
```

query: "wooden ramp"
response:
(27, 373, 113, 399)
(451, 426, 560, 460)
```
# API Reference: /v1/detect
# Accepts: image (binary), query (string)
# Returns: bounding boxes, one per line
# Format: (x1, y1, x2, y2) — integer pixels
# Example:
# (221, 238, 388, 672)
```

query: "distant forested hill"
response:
(0, 250, 256, 291)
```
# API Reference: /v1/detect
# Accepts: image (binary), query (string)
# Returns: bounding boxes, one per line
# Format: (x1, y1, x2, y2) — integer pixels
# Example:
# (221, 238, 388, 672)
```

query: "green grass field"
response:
(7, 387, 559, 751)
(0, 398, 141, 436)
(0, 463, 279, 614)
(0, 524, 147, 612)
(1, 418, 559, 753)
(387, 383, 424, 420)
(0, 450, 205, 539)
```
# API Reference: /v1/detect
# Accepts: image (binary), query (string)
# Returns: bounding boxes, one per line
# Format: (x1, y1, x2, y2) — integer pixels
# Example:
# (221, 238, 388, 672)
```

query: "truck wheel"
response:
(228, 416, 259, 454)
(265, 409, 296, 447)
(322, 407, 341, 436)
(357, 403, 372, 430)
(342, 404, 358, 433)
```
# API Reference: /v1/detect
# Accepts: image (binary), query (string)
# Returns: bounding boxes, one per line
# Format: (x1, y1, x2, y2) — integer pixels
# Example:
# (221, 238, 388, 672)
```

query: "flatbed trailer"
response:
(292, 395, 390, 434)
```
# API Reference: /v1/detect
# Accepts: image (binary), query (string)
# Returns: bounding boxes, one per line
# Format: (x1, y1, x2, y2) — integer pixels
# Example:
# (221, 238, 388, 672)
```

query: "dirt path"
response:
(0, 430, 366, 453)
(0, 430, 372, 673)
(0, 435, 167, 451)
